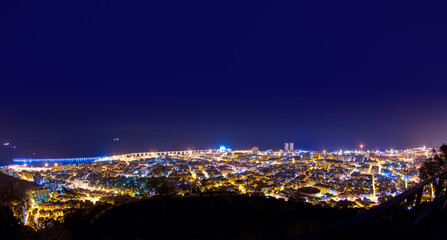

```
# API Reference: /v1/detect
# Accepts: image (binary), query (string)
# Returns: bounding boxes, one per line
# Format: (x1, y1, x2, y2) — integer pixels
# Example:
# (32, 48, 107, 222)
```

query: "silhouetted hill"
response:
(0, 172, 38, 203)
(94, 194, 361, 240)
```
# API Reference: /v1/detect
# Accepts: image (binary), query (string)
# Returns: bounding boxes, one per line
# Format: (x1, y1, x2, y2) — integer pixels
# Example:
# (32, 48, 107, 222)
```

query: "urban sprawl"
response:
(1, 144, 433, 229)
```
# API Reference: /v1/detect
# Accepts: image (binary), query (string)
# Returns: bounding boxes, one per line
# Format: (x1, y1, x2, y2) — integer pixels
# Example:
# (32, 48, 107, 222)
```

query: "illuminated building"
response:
(30, 189, 51, 202)
(251, 147, 259, 155)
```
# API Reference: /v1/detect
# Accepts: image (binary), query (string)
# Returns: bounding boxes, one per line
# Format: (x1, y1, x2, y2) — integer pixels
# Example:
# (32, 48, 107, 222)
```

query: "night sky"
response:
(1, 0, 447, 163)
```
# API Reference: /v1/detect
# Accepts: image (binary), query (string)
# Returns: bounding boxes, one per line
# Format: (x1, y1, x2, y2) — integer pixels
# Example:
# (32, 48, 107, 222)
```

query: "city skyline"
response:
(1, 140, 439, 165)
(6, 143, 433, 167)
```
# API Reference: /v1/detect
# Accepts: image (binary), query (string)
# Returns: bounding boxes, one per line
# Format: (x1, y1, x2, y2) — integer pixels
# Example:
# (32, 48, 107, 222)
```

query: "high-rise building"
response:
(289, 143, 294, 151)
(284, 143, 289, 152)
(251, 147, 259, 155)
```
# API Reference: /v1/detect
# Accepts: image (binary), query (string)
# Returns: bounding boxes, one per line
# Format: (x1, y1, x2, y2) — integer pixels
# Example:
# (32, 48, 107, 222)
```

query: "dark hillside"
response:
(95, 195, 361, 240)
(0, 172, 38, 203)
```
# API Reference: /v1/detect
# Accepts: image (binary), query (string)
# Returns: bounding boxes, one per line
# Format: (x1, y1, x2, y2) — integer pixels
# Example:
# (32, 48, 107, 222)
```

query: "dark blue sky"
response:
(1, 0, 447, 161)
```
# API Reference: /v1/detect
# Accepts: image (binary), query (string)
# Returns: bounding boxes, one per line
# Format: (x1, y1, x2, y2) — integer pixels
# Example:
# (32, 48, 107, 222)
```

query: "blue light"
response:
(13, 156, 106, 163)
(218, 145, 232, 152)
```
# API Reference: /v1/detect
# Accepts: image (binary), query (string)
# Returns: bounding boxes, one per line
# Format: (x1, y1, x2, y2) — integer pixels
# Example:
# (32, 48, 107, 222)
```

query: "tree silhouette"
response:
(146, 177, 173, 196)
(420, 144, 447, 180)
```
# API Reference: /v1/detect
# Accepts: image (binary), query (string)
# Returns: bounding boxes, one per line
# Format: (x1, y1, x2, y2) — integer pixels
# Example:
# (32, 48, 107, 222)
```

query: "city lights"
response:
(0, 145, 431, 230)
(6, 153, 430, 237)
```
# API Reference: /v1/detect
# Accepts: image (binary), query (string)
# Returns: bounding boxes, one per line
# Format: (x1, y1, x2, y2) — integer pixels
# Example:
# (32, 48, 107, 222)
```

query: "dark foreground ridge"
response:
(0, 172, 38, 202)
(94, 194, 360, 240)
